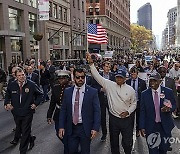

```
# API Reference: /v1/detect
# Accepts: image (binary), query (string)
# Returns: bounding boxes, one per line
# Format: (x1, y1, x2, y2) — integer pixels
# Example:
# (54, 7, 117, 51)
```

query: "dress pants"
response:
(100, 95, 109, 137)
(135, 101, 140, 131)
(147, 123, 171, 154)
(14, 114, 33, 154)
(109, 113, 135, 154)
(68, 124, 91, 154)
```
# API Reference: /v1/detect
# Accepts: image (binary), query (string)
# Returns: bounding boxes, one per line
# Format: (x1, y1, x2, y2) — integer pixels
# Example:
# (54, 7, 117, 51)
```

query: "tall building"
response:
(86, 0, 131, 53)
(176, 0, 180, 47)
(167, 7, 177, 47)
(70, 0, 87, 59)
(161, 26, 169, 50)
(137, 3, 152, 30)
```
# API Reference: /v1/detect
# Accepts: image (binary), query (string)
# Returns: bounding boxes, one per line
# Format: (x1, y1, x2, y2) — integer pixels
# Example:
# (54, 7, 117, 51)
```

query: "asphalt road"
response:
(0, 99, 180, 154)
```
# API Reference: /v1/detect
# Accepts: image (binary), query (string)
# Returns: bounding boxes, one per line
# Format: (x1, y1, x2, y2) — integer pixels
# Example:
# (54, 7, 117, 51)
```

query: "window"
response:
(9, 8, 21, 31)
(59, 6, 63, 21)
(15, 0, 23, 3)
(96, 19, 99, 24)
(78, 0, 80, 10)
(82, 20, 85, 29)
(53, 4, 57, 19)
(49, 2, 53, 17)
(95, 8, 100, 15)
(89, 19, 93, 24)
(29, 13, 36, 34)
(82, 1, 84, 12)
(73, 0, 75, 8)
(59, 31, 63, 45)
(63, 8, 67, 22)
(95, 0, 99, 3)
(78, 18, 80, 29)
(28, 0, 37, 8)
(90, 0, 93, 3)
(64, 32, 69, 46)
(73, 17, 76, 28)
(89, 8, 93, 15)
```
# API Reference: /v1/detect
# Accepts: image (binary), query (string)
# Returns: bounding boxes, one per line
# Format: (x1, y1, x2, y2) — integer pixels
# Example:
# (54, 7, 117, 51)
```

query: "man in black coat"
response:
(157, 66, 178, 118)
(47, 70, 71, 154)
(126, 66, 147, 137)
(26, 66, 39, 86)
(91, 61, 115, 141)
(4, 67, 43, 154)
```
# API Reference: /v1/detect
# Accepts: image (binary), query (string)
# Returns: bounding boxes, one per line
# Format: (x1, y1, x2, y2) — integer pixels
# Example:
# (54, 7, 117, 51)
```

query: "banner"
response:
(38, 0, 49, 20)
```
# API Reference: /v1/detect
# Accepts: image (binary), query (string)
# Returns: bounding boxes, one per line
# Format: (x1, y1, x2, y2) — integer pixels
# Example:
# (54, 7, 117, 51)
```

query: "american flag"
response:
(87, 24, 108, 44)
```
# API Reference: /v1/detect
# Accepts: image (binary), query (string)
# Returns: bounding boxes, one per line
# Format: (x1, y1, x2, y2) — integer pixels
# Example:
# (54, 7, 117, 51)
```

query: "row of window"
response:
(73, 17, 85, 30)
(14, 0, 37, 8)
(49, 2, 68, 23)
(73, 0, 85, 12)
(89, 8, 100, 15)
(89, 0, 100, 3)
(9, 7, 36, 34)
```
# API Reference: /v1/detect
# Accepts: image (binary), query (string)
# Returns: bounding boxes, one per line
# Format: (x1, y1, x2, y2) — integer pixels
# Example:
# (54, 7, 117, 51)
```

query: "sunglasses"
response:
(75, 76, 85, 79)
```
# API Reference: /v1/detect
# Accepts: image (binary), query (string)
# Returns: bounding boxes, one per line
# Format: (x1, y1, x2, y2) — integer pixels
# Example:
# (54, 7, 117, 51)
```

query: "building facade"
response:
(70, 0, 87, 59)
(176, 0, 180, 47)
(167, 7, 177, 48)
(137, 3, 152, 30)
(0, 0, 38, 69)
(40, 0, 71, 61)
(86, 0, 131, 53)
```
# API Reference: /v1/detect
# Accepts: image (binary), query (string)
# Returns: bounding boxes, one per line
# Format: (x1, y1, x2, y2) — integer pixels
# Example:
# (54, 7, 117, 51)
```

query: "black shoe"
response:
(101, 135, 106, 142)
(29, 136, 36, 150)
(10, 139, 19, 145)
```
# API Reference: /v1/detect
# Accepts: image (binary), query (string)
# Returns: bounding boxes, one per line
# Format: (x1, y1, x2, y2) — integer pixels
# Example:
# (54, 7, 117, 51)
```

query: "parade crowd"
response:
(0, 51, 180, 154)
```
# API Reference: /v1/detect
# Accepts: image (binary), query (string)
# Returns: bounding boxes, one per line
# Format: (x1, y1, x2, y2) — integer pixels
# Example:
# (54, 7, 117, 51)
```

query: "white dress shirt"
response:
(72, 84, 85, 123)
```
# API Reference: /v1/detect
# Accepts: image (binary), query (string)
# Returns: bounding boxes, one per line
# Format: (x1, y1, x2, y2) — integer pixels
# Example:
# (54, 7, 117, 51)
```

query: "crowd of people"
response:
(0, 50, 180, 154)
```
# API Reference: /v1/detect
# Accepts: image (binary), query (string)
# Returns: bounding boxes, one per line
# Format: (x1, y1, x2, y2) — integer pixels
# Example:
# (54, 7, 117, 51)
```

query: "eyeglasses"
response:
(75, 76, 85, 79)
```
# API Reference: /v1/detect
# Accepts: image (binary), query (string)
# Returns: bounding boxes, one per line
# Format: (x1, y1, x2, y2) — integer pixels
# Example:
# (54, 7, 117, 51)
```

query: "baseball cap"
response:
(149, 72, 161, 80)
(115, 69, 126, 78)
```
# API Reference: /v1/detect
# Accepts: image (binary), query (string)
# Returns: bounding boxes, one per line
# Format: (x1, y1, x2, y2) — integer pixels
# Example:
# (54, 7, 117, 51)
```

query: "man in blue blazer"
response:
(139, 72, 176, 154)
(59, 68, 101, 154)
(126, 66, 147, 137)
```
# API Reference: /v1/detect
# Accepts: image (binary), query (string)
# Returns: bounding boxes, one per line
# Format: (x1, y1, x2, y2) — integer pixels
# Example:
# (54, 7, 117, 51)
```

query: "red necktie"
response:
(154, 91, 161, 122)
(73, 88, 80, 125)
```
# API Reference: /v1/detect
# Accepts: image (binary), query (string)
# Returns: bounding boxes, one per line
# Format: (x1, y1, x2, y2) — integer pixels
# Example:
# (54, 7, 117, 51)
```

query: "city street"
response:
(0, 99, 180, 154)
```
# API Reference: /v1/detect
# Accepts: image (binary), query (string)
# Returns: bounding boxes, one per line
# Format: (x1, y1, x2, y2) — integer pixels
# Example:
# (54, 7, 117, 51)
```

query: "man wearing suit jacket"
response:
(126, 66, 147, 137)
(157, 66, 178, 118)
(26, 66, 39, 86)
(91, 61, 115, 141)
(4, 67, 43, 154)
(59, 68, 101, 154)
(139, 72, 176, 154)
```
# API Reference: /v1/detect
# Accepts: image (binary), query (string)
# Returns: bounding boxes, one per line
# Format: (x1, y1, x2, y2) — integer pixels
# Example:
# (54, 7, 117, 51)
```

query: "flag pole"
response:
(86, 24, 89, 54)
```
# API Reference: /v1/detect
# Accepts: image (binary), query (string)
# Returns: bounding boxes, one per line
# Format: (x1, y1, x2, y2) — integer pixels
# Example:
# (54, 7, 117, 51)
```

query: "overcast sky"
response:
(130, 0, 177, 37)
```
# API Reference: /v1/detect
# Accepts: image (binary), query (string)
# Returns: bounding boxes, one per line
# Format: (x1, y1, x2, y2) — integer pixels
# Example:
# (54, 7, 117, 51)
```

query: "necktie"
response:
(73, 88, 80, 125)
(132, 80, 136, 90)
(19, 83, 23, 94)
(154, 91, 161, 122)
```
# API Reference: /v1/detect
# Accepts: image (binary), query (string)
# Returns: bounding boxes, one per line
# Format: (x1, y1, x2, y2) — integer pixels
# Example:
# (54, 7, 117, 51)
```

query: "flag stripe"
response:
(87, 24, 108, 44)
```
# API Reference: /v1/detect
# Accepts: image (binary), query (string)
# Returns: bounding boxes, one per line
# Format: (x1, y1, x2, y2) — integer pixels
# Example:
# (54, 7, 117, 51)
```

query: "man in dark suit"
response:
(46, 60, 56, 88)
(139, 72, 176, 154)
(59, 68, 101, 154)
(26, 66, 39, 86)
(4, 67, 43, 154)
(47, 70, 71, 154)
(126, 66, 147, 137)
(91, 61, 115, 141)
(157, 66, 178, 118)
